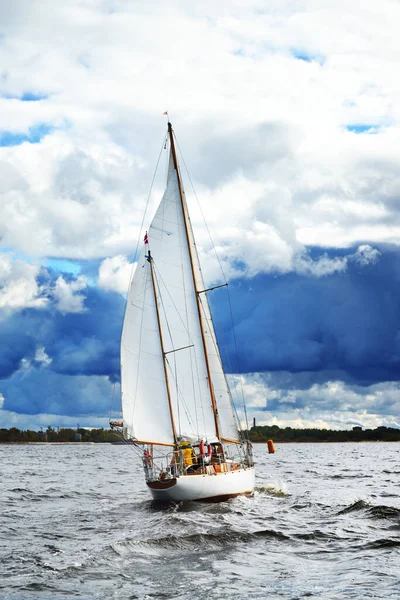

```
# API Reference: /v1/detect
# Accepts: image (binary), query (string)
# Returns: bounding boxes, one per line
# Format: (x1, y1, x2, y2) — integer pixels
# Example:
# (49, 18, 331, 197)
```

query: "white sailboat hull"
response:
(147, 466, 255, 503)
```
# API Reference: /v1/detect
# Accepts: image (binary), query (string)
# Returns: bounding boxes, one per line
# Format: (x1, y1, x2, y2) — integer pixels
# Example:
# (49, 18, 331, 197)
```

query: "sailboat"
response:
(111, 121, 255, 502)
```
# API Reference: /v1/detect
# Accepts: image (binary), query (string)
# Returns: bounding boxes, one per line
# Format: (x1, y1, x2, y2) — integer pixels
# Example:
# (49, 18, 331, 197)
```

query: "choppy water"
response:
(0, 442, 399, 599)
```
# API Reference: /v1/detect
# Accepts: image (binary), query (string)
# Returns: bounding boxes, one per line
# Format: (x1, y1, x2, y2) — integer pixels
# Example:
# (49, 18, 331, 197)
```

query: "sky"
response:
(1, 0, 400, 431)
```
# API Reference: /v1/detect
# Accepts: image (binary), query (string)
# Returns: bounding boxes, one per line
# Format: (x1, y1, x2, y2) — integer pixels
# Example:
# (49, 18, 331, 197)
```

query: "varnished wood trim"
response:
(147, 478, 177, 489)
(134, 439, 175, 447)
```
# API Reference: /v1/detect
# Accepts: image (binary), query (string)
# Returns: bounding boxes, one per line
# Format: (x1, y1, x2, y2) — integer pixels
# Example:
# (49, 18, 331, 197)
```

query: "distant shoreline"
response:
(1, 440, 399, 446)
(1, 425, 399, 444)
(0, 441, 98, 445)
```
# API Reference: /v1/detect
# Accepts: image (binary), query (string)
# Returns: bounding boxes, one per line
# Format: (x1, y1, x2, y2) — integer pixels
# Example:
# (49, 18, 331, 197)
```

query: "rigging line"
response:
(175, 136, 228, 284)
(197, 292, 242, 430)
(170, 125, 220, 441)
(119, 133, 168, 432)
(175, 356, 181, 438)
(152, 259, 207, 440)
(136, 133, 168, 267)
(175, 174, 190, 438)
(226, 286, 250, 434)
(175, 177, 201, 442)
(152, 260, 195, 351)
(198, 290, 243, 432)
(175, 136, 250, 437)
(198, 293, 246, 440)
(122, 133, 168, 319)
(131, 254, 150, 424)
(152, 262, 200, 439)
(108, 381, 117, 423)
(152, 263, 182, 435)
(165, 356, 197, 434)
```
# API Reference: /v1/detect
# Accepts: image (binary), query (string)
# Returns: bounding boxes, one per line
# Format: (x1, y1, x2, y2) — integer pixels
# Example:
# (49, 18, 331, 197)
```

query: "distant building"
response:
(253, 417, 256, 428)
(352, 426, 362, 432)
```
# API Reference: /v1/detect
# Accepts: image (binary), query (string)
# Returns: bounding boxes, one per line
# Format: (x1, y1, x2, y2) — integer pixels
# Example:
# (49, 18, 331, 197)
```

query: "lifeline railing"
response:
(142, 441, 253, 482)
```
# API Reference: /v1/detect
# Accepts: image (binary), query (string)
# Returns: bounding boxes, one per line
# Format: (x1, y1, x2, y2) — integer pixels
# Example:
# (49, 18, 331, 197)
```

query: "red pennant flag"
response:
(144, 232, 148, 244)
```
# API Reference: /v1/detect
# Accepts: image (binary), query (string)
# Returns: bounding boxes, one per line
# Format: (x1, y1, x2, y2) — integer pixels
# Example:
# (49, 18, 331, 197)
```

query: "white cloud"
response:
(18, 345, 52, 373)
(229, 373, 280, 409)
(53, 275, 87, 313)
(35, 346, 52, 366)
(231, 373, 400, 430)
(352, 244, 381, 266)
(0, 407, 110, 431)
(0, 392, 4, 409)
(0, 1, 400, 279)
(294, 253, 348, 277)
(0, 253, 48, 312)
(98, 255, 134, 294)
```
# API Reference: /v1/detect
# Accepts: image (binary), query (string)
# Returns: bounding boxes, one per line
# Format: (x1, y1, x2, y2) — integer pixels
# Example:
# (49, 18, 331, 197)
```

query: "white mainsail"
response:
(121, 136, 241, 446)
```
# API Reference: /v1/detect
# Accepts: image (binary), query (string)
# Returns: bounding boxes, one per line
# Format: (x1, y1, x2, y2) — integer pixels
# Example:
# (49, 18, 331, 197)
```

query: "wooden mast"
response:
(167, 121, 221, 440)
(147, 250, 178, 447)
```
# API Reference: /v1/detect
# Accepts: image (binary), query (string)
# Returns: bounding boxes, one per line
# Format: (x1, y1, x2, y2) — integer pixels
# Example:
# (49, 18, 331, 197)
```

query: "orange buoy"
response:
(267, 439, 275, 454)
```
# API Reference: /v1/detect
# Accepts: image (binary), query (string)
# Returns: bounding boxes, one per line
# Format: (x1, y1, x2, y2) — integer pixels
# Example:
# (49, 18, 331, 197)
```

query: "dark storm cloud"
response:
(0, 269, 124, 416)
(0, 322, 37, 378)
(2, 245, 400, 420)
(212, 245, 400, 386)
(2, 369, 116, 417)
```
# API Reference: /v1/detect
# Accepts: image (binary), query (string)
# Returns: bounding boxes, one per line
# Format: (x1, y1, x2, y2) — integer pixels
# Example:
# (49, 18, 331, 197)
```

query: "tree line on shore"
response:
(249, 425, 400, 443)
(0, 425, 399, 443)
(0, 427, 121, 443)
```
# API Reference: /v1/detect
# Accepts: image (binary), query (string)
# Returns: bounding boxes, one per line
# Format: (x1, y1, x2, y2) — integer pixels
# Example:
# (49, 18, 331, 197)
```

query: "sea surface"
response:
(0, 442, 399, 599)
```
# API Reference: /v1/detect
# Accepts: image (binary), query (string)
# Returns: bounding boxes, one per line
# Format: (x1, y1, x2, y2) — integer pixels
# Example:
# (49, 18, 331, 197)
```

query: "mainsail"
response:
(121, 128, 240, 446)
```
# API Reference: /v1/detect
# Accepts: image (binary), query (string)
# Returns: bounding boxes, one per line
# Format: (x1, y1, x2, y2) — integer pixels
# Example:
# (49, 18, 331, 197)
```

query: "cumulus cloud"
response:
(34, 346, 52, 366)
(294, 253, 348, 277)
(98, 255, 134, 294)
(0, 2, 400, 276)
(352, 244, 381, 266)
(232, 373, 400, 431)
(53, 275, 88, 313)
(0, 253, 48, 312)
(0, 405, 114, 431)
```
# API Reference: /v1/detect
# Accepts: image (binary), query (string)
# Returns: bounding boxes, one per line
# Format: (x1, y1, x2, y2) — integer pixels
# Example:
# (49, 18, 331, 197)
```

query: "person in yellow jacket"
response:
(179, 441, 197, 472)
(170, 441, 198, 474)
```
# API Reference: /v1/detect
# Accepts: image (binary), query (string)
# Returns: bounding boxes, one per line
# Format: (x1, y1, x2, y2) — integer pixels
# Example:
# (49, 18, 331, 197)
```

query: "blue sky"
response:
(0, 1, 400, 431)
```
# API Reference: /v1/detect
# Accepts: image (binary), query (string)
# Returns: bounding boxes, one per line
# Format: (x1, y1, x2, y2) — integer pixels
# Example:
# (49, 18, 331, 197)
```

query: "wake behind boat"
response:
(111, 121, 255, 502)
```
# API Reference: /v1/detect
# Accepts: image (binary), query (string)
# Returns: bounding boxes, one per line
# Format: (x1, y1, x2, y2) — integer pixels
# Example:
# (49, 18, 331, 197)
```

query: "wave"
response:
(108, 527, 291, 558)
(338, 499, 400, 519)
(364, 538, 400, 549)
(8, 488, 105, 501)
(293, 530, 337, 541)
(328, 473, 373, 479)
(366, 505, 400, 519)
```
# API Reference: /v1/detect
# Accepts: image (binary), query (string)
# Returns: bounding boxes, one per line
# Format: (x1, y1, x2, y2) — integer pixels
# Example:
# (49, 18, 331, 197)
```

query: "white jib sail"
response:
(121, 147, 240, 445)
(121, 242, 174, 445)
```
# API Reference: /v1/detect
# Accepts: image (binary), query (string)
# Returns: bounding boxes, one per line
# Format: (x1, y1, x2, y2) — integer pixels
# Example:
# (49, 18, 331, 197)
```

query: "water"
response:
(0, 442, 399, 599)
